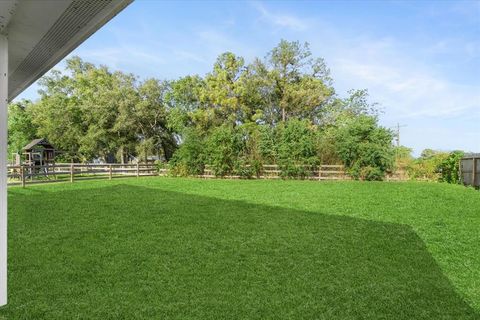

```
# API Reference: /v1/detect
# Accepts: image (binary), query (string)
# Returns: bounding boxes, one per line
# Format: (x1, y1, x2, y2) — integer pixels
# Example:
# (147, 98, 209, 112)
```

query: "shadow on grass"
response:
(2, 184, 478, 319)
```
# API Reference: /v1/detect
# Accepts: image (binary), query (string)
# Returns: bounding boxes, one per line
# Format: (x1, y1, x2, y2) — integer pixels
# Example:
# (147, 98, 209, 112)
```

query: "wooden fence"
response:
(7, 163, 350, 186)
(201, 164, 350, 180)
(460, 155, 480, 187)
(197, 165, 414, 181)
(7, 163, 160, 187)
(8, 163, 418, 187)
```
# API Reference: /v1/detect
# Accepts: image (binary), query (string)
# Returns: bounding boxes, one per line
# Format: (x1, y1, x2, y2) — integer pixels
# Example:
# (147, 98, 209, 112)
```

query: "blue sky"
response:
(17, 0, 480, 155)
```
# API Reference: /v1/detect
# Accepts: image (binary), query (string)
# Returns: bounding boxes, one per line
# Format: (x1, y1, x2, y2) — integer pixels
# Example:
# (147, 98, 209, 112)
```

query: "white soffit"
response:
(1, 0, 133, 101)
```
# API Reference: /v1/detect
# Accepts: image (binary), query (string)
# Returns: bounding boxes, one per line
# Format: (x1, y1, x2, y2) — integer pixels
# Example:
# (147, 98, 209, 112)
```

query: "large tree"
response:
(134, 79, 176, 161)
(264, 40, 335, 123)
(9, 43, 396, 180)
(7, 100, 37, 158)
(30, 67, 86, 161)
(30, 56, 176, 162)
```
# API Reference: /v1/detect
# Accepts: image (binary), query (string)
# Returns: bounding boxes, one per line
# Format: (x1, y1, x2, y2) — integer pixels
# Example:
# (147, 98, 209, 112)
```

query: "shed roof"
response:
(23, 138, 55, 151)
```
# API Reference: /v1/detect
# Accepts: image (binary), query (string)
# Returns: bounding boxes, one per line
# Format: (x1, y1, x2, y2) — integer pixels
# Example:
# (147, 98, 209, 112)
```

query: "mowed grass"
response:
(1, 178, 479, 319)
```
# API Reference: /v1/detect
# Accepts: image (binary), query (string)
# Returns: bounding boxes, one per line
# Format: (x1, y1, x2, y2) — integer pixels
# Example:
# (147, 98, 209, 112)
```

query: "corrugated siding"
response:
(461, 157, 480, 187)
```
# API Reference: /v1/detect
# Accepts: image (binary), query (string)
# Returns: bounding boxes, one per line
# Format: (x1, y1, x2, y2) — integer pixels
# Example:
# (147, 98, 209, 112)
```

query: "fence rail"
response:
(201, 164, 350, 180)
(7, 163, 159, 187)
(8, 163, 416, 187)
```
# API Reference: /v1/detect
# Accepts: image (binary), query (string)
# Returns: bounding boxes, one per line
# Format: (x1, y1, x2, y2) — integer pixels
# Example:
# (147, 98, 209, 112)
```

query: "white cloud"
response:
(333, 59, 480, 119)
(173, 50, 207, 64)
(252, 2, 308, 31)
(322, 35, 480, 120)
(426, 38, 480, 61)
(195, 29, 257, 62)
(76, 45, 165, 71)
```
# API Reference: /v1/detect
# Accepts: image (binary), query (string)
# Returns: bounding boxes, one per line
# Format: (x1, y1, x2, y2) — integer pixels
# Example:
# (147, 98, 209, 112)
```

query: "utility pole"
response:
(394, 123, 407, 148)
(391, 123, 407, 165)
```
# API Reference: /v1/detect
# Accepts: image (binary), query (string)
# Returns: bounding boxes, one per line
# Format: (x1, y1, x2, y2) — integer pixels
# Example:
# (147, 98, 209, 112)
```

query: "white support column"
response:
(0, 33, 8, 307)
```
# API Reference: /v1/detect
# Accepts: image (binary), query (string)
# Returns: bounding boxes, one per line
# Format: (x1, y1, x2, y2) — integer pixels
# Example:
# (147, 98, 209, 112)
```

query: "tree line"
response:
(8, 40, 400, 180)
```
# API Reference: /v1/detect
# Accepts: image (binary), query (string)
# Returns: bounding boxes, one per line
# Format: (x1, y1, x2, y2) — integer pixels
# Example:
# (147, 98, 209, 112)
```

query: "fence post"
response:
(136, 163, 140, 178)
(459, 158, 463, 185)
(109, 164, 113, 180)
(70, 164, 74, 183)
(473, 157, 477, 187)
(21, 165, 25, 188)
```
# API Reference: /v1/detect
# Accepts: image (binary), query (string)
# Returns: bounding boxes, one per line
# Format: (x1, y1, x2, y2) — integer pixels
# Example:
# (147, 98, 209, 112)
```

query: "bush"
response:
(169, 116, 397, 181)
(257, 125, 277, 164)
(334, 115, 394, 181)
(405, 150, 448, 181)
(205, 125, 246, 177)
(437, 151, 464, 184)
(276, 119, 319, 178)
(359, 166, 384, 181)
(169, 128, 205, 176)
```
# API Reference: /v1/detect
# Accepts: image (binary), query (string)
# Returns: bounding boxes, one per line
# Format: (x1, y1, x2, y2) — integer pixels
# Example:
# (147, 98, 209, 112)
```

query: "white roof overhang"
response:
(0, 0, 133, 101)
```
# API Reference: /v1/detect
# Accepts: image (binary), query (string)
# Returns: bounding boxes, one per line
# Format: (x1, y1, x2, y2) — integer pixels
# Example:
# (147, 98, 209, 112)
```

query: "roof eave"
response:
(5, 0, 133, 101)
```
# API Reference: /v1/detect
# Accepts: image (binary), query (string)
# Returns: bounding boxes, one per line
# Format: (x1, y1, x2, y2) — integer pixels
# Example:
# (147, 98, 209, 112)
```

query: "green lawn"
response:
(1, 178, 479, 319)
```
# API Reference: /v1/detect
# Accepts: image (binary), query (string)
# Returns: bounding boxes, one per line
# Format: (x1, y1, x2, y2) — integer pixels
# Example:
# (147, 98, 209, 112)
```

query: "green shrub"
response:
(205, 125, 246, 177)
(169, 115, 398, 181)
(405, 150, 448, 181)
(437, 151, 464, 184)
(169, 128, 205, 176)
(359, 166, 384, 181)
(257, 125, 277, 164)
(334, 115, 394, 181)
(276, 119, 319, 178)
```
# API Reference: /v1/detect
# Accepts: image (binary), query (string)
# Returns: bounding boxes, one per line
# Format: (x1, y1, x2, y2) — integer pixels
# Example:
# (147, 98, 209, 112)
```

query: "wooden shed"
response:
(22, 138, 56, 166)
(460, 153, 480, 187)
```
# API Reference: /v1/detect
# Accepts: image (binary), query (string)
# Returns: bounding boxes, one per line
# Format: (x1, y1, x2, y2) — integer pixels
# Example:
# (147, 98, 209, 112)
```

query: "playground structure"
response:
(22, 138, 56, 166)
(10, 138, 58, 181)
